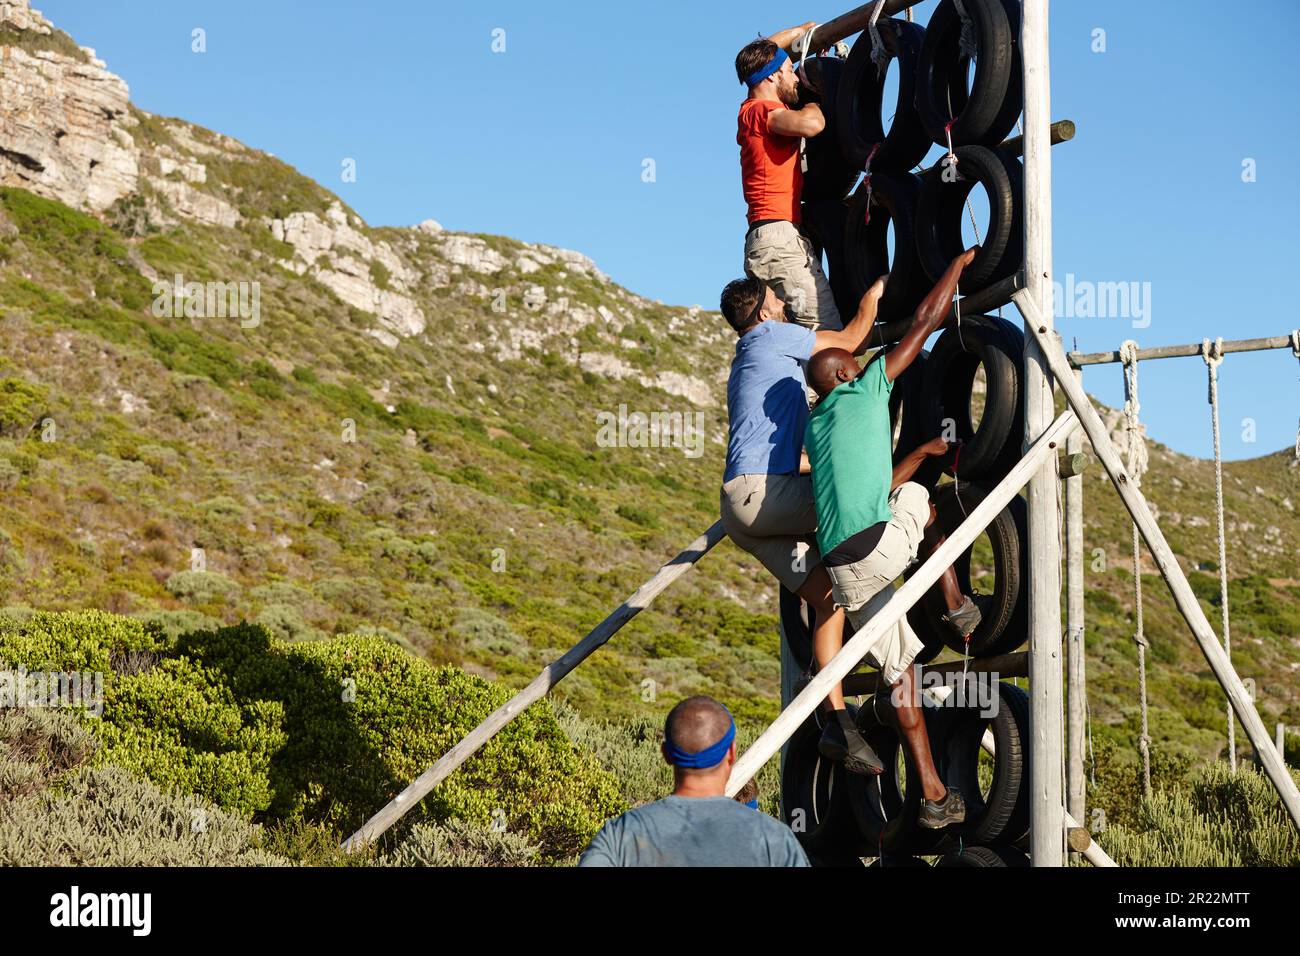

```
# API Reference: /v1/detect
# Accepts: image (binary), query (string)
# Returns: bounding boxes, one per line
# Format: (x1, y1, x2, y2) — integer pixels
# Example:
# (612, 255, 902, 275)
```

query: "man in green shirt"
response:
(802, 247, 984, 829)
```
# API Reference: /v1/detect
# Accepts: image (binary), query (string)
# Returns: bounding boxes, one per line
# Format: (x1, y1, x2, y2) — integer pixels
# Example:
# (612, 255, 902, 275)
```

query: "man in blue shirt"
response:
(718, 275, 886, 774)
(578, 696, 808, 866)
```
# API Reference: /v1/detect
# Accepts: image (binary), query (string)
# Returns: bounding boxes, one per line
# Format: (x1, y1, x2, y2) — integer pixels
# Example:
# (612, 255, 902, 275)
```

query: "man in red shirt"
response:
(735, 27, 841, 331)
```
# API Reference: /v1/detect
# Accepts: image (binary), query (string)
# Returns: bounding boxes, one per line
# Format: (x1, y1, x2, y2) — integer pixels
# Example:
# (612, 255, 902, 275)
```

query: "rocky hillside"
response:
(1, 0, 1297, 766)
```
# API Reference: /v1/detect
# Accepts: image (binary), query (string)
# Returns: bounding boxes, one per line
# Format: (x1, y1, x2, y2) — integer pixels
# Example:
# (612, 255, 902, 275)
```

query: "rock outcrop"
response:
(0, 0, 138, 211)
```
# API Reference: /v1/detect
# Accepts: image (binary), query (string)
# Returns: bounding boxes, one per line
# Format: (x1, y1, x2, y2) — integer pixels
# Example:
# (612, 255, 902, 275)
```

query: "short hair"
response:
(735, 778, 759, 805)
(719, 277, 766, 334)
(735, 38, 778, 85)
(664, 696, 733, 772)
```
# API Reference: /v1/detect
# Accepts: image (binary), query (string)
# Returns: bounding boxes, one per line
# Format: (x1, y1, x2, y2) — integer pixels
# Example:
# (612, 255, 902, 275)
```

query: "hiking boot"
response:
(942, 595, 987, 639)
(918, 788, 967, 829)
(818, 718, 884, 776)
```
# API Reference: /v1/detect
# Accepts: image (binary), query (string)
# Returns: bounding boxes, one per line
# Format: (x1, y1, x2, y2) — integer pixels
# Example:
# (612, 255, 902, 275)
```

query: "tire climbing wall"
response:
(782, 0, 1030, 868)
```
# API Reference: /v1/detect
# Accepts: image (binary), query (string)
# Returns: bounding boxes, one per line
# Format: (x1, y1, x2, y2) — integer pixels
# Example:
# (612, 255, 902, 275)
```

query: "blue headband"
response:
(664, 709, 736, 768)
(744, 47, 787, 87)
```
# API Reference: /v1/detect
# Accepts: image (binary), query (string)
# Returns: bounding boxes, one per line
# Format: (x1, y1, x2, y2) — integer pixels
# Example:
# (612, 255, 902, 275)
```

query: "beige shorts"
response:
(825, 482, 932, 685)
(743, 220, 843, 332)
(720, 473, 822, 593)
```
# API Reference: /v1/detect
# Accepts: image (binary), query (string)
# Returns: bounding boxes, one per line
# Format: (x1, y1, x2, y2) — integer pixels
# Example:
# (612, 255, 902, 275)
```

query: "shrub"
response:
(165, 570, 240, 605)
(173, 625, 625, 859)
(382, 819, 539, 867)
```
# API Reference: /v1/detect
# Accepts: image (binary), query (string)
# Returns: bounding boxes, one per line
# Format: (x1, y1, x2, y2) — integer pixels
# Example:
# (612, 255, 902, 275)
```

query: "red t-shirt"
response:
(737, 98, 802, 226)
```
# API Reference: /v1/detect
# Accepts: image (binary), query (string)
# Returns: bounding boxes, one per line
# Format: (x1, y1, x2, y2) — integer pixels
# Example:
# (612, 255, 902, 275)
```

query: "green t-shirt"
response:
(804, 358, 894, 555)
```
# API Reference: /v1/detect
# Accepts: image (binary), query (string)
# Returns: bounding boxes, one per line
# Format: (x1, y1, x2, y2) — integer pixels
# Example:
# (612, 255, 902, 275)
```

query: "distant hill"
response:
(1, 0, 1297, 771)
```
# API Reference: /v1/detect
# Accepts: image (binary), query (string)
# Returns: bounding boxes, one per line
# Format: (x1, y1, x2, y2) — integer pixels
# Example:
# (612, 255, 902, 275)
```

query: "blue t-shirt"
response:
(724, 321, 817, 482)
(577, 796, 809, 867)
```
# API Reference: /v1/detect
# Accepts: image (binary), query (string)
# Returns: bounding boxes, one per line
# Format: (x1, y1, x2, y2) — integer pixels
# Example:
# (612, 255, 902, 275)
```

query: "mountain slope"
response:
(1, 0, 1297, 767)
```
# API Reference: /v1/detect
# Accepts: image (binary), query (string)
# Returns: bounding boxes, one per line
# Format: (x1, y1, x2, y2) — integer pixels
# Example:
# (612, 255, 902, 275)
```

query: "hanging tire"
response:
(779, 585, 813, 674)
(843, 693, 949, 857)
(914, 0, 1018, 148)
(916, 144, 1023, 292)
(905, 481, 1027, 658)
(781, 705, 868, 863)
(887, 348, 929, 468)
(869, 855, 931, 867)
(800, 199, 859, 323)
(842, 170, 927, 342)
(934, 844, 1029, 867)
(927, 680, 1031, 845)
(834, 17, 932, 172)
(797, 57, 861, 202)
(920, 314, 1024, 481)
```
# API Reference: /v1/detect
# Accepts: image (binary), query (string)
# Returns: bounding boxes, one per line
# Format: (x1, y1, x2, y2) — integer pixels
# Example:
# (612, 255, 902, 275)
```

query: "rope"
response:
(1202, 337, 1235, 771)
(795, 22, 818, 79)
(867, 1, 889, 78)
(952, 0, 978, 59)
(1120, 340, 1152, 795)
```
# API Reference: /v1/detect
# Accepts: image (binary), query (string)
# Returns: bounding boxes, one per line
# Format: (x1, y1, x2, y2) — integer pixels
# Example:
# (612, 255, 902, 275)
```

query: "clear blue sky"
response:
(39, 0, 1300, 459)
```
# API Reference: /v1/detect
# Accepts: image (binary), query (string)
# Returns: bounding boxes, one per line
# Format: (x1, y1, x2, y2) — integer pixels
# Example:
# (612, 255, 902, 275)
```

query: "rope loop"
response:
(795, 23, 818, 81)
(952, 0, 979, 59)
(1290, 329, 1300, 360)
(867, 1, 890, 78)
(1201, 336, 1225, 370)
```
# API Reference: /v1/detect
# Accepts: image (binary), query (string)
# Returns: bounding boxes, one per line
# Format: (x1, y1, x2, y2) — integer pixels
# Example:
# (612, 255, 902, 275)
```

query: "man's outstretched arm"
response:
(884, 247, 978, 383)
(812, 276, 887, 357)
(768, 21, 816, 50)
(892, 437, 952, 490)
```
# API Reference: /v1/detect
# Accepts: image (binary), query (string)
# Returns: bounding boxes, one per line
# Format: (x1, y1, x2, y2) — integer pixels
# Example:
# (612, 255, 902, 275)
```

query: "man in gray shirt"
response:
(578, 696, 809, 867)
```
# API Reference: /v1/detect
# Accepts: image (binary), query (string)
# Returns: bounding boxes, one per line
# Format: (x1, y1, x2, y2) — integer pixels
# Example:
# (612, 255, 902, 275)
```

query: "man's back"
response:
(578, 796, 809, 867)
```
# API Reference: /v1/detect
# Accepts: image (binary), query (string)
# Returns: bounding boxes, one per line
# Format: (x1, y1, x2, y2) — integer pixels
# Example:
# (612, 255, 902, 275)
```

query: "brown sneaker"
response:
(942, 595, 986, 639)
(818, 719, 884, 776)
(918, 788, 967, 829)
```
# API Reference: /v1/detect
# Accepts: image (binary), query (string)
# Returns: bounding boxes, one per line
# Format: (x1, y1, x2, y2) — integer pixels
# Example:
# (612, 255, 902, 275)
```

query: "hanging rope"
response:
(867, 1, 889, 77)
(1202, 337, 1235, 771)
(952, 0, 978, 59)
(1120, 340, 1152, 795)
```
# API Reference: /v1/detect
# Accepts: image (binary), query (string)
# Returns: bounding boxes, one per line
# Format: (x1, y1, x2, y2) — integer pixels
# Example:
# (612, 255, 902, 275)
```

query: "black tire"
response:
(905, 482, 1027, 658)
(920, 314, 1024, 481)
(842, 170, 927, 342)
(914, 0, 1018, 147)
(800, 199, 858, 323)
(834, 17, 932, 172)
(934, 844, 1029, 867)
(844, 693, 949, 857)
(779, 585, 814, 674)
(797, 57, 861, 202)
(927, 680, 1031, 845)
(887, 348, 929, 468)
(869, 855, 931, 867)
(916, 144, 1023, 292)
(781, 705, 868, 862)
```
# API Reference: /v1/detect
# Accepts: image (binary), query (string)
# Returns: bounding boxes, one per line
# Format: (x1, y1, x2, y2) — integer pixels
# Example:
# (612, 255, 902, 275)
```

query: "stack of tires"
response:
(780, 0, 1032, 868)
(798, 0, 1025, 345)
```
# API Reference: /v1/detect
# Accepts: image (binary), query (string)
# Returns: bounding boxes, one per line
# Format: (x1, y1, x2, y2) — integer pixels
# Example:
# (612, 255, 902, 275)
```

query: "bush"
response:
(1101, 762, 1300, 866)
(0, 708, 281, 866)
(165, 570, 240, 605)
(382, 820, 539, 867)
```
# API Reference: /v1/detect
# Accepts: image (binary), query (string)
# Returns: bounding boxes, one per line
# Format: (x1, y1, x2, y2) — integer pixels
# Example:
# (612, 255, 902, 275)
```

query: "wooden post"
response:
(341, 522, 728, 852)
(1021, 0, 1065, 868)
(725, 410, 1079, 797)
(1279, 723, 1287, 767)
(1013, 288, 1300, 831)
(1065, 368, 1087, 832)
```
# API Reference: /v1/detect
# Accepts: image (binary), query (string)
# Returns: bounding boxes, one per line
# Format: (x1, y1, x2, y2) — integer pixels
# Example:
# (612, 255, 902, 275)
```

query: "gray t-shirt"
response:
(577, 796, 809, 867)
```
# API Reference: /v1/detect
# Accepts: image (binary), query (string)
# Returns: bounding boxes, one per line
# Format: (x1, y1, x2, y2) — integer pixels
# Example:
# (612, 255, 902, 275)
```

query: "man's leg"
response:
(744, 222, 842, 331)
(794, 564, 848, 710)
(891, 664, 945, 802)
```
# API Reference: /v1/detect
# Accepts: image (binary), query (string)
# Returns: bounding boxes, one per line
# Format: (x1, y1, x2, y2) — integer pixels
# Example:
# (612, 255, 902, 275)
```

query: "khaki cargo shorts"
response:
(720, 472, 822, 593)
(743, 220, 843, 332)
(825, 482, 932, 685)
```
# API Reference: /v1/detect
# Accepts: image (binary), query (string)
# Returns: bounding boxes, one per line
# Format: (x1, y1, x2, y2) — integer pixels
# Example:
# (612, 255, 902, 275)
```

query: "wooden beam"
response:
(725, 409, 1079, 798)
(1013, 287, 1300, 832)
(1069, 333, 1299, 368)
(787, 1, 925, 54)
(341, 521, 729, 852)
(1021, 0, 1065, 868)
(1065, 369, 1088, 830)
(808, 651, 1029, 698)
